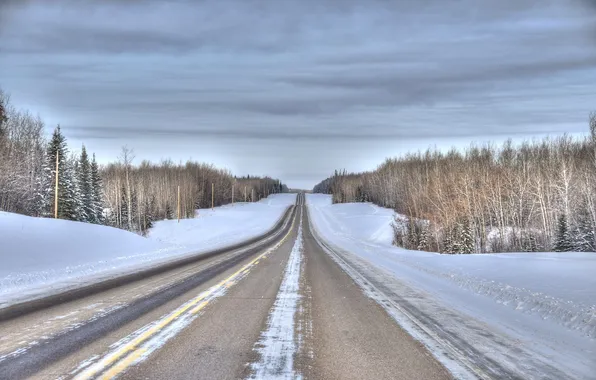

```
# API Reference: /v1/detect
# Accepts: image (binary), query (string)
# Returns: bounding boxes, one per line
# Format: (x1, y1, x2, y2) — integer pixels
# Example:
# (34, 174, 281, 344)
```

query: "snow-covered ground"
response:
(148, 194, 296, 251)
(0, 194, 296, 308)
(306, 194, 596, 379)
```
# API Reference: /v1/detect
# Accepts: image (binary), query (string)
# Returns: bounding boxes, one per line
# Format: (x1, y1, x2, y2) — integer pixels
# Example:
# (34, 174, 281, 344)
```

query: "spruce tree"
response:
(459, 219, 475, 254)
(165, 202, 174, 220)
(522, 232, 538, 252)
(68, 155, 86, 221)
(120, 184, 129, 229)
(90, 154, 104, 224)
(406, 218, 419, 250)
(451, 223, 462, 254)
(442, 226, 455, 254)
(130, 186, 139, 231)
(37, 126, 79, 220)
(142, 194, 157, 234)
(417, 227, 430, 251)
(554, 213, 573, 252)
(77, 146, 93, 222)
(573, 207, 595, 252)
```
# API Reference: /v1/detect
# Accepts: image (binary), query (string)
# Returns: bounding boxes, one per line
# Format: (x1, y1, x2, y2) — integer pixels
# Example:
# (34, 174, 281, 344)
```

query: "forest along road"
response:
(0, 193, 451, 380)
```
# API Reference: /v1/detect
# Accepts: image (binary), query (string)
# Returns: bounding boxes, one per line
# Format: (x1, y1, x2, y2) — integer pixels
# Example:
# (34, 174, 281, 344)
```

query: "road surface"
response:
(0, 194, 451, 379)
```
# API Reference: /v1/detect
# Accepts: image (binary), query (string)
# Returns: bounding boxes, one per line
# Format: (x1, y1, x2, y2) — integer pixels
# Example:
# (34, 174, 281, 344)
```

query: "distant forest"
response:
(0, 88, 287, 235)
(314, 114, 596, 254)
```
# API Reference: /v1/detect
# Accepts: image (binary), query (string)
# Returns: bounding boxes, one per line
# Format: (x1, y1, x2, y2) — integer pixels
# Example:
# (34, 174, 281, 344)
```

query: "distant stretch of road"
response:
(0, 193, 450, 380)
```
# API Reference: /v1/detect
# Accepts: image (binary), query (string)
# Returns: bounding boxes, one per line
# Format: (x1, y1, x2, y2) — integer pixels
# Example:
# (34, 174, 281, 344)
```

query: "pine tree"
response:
(417, 226, 430, 251)
(141, 194, 157, 234)
(120, 184, 129, 229)
(77, 146, 93, 222)
(406, 218, 419, 249)
(68, 155, 86, 221)
(130, 186, 139, 231)
(554, 213, 573, 252)
(573, 207, 595, 252)
(37, 126, 79, 220)
(442, 226, 455, 254)
(451, 223, 463, 254)
(459, 219, 475, 254)
(522, 232, 539, 252)
(0, 97, 6, 142)
(90, 154, 104, 224)
(165, 202, 174, 220)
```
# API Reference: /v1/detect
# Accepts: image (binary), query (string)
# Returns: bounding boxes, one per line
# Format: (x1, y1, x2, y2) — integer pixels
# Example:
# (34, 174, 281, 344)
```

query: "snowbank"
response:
(149, 194, 296, 251)
(307, 194, 596, 379)
(0, 194, 295, 307)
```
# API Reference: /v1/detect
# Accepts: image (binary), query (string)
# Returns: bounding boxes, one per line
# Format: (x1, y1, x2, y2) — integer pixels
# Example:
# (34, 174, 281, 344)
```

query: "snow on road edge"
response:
(249, 207, 303, 380)
(0, 194, 296, 308)
(306, 195, 595, 379)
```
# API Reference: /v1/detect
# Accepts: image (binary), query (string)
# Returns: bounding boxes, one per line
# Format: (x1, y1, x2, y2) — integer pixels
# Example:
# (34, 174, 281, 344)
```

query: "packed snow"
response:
(306, 194, 596, 379)
(0, 194, 296, 308)
(250, 206, 303, 380)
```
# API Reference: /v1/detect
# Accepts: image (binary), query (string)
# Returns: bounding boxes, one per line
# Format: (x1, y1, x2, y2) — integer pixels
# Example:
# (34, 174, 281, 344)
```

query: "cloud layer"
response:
(1, 0, 595, 187)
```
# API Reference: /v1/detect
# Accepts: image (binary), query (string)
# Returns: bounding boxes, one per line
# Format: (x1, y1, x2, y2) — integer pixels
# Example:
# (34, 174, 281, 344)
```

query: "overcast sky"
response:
(1, 0, 595, 188)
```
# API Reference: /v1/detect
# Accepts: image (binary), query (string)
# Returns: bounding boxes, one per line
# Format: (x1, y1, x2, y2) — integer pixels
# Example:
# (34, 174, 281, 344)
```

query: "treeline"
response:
(101, 152, 287, 233)
(314, 115, 596, 254)
(0, 88, 288, 235)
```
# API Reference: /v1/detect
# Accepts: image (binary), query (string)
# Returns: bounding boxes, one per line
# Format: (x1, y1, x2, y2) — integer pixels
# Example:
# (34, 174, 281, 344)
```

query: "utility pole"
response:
(54, 151, 59, 219)
(212, 182, 214, 210)
(177, 185, 180, 223)
(244, 186, 247, 203)
(251, 188, 254, 203)
(232, 181, 235, 206)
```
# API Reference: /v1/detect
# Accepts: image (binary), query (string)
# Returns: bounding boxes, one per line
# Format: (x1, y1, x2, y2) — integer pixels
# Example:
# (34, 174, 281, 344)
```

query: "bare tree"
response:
(314, 117, 596, 254)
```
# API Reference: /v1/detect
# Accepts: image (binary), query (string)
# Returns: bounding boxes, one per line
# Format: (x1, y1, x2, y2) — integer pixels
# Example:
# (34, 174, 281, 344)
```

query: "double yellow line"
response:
(74, 206, 298, 380)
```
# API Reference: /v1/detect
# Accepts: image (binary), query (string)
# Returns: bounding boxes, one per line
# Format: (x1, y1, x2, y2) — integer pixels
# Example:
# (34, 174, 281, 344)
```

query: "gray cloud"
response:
(67, 125, 540, 141)
(0, 0, 595, 188)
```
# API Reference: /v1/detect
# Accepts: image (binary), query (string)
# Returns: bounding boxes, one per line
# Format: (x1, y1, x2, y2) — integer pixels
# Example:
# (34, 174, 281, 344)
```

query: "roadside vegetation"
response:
(314, 114, 596, 254)
(0, 87, 287, 235)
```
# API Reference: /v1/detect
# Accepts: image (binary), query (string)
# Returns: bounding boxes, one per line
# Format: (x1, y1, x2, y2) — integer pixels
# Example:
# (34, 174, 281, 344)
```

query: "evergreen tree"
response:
(77, 146, 93, 222)
(68, 155, 86, 221)
(417, 226, 430, 251)
(130, 186, 139, 231)
(459, 218, 475, 254)
(165, 202, 174, 220)
(0, 97, 6, 142)
(522, 232, 539, 252)
(119, 183, 129, 228)
(406, 217, 419, 249)
(90, 154, 104, 224)
(37, 126, 79, 220)
(142, 194, 157, 233)
(442, 226, 455, 254)
(573, 207, 595, 252)
(554, 213, 573, 252)
(451, 223, 463, 254)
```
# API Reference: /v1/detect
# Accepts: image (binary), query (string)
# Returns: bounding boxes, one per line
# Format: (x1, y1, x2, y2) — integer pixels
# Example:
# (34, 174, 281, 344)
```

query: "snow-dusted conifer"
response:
(554, 213, 573, 252)
(77, 146, 93, 222)
(573, 207, 595, 252)
(460, 219, 474, 254)
(37, 126, 79, 220)
(90, 154, 104, 224)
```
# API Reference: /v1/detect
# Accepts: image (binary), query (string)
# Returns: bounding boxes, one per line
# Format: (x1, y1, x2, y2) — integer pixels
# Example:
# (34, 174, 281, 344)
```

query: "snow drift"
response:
(0, 194, 296, 308)
(306, 194, 596, 379)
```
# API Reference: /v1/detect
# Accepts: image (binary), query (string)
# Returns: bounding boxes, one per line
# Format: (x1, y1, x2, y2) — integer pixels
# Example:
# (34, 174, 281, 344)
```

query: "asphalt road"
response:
(0, 194, 451, 379)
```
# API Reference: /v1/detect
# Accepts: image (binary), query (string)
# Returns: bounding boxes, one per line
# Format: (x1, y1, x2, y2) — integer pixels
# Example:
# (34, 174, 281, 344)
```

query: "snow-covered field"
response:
(306, 194, 596, 379)
(0, 194, 296, 308)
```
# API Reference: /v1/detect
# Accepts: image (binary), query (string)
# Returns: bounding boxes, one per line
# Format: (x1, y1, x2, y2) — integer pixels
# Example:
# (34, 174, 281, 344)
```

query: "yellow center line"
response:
(73, 207, 297, 380)
(98, 348, 148, 380)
